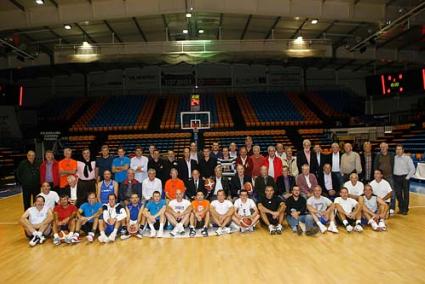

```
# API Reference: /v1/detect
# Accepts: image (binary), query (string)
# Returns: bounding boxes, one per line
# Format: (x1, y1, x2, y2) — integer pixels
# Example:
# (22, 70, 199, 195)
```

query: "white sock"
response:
(112, 228, 117, 234)
(355, 220, 361, 225)
(74, 232, 79, 236)
(368, 219, 374, 224)
(316, 221, 322, 226)
(342, 220, 348, 226)
(100, 231, 107, 238)
(88, 232, 94, 236)
(68, 231, 74, 236)
(190, 226, 194, 229)
(149, 223, 155, 230)
(54, 233, 59, 238)
(159, 223, 164, 230)
(32, 231, 38, 236)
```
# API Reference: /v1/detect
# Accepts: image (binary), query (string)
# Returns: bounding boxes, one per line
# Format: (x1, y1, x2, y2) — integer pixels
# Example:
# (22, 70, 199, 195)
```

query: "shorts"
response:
(266, 213, 279, 226)
(105, 223, 118, 235)
(25, 225, 52, 239)
(336, 214, 356, 225)
(194, 219, 205, 229)
(319, 215, 329, 225)
(81, 222, 96, 234)
(153, 220, 161, 230)
(59, 224, 69, 232)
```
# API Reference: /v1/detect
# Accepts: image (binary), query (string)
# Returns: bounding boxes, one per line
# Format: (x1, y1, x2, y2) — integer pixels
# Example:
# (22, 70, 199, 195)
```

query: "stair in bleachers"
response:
(149, 97, 167, 131)
(227, 96, 245, 129)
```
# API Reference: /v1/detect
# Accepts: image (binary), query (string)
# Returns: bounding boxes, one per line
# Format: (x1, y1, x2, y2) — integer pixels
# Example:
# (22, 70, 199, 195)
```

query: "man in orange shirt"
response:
(164, 168, 185, 200)
(58, 148, 77, 190)
(189, 190, 210, 237)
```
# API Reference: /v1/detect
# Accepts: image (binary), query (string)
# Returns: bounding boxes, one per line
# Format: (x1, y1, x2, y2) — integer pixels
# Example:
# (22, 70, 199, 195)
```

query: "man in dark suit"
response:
(163, 150, 179, 181)
(229, 164, 252, 199)
(313, 144, 327, 175)
(254, 165, 277, 202)
(118, 169, 143, 204)
(185, 169, 205, 201)
(297, 139, 318, 175)
(327, 142, 344, 186)
(317, 163, 340, 200)
(208, 165, 231, 200)
(64, 175, 88, 207)
(198, 147, 217, 179)
(177, 147, 198, 183)
(148, 150, 166, 185)
(276, 166, 295, 200)
(360, 141, 375, 183)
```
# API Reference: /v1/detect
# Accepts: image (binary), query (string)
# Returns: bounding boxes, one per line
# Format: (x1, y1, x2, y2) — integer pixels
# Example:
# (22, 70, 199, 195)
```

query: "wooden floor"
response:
(1, 193, 425, 284)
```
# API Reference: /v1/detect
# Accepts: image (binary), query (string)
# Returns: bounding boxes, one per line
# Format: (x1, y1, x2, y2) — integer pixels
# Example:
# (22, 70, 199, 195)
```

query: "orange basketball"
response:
(241, 217, 253, 228)
(128, 224, 138, 235)
(204, 178, 215, 192)
(243, 182, 253, 193)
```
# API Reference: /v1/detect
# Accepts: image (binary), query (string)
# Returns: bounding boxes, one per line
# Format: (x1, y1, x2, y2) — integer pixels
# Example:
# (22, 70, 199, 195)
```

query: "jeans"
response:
(393, 175, 410, 213)
(287, 215, 315, 231)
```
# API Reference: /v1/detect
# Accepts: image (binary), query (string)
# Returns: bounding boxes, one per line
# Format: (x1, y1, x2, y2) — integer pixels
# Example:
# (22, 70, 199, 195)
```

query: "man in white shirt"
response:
(210, 190, 234, 236)
(334, 187, 363, 232)
(98, 193, 127, 243)
(359, 184, 388, 231)
(275, 143, 287, 160)
(232, 189, 260, 232)
(131, 146, 149, 183)
(20, 195, 53, 247)
(306, 185, 338, 234)
(38, 182, 59, 210)
(329, 143, 344, 185)
(142, 169, 163, 201)
(166, 189, 192, 237)
(393, 144, 416, 215)
(370, 169, 393, 204)
(343, 173, 364, 200)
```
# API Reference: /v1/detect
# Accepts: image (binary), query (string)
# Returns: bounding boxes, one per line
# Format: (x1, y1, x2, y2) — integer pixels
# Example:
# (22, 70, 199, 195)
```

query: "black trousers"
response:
(22, 185, 40, 211)
(393, 175, 410, 213)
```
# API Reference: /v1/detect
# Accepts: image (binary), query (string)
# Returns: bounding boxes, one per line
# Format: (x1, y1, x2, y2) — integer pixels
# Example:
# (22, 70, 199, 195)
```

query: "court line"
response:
(0, 193, 21, 201)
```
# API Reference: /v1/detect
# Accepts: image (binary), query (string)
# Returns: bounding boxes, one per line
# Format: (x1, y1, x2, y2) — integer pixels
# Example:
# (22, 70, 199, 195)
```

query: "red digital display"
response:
(422, 68, 425, 91)
(380, 73, 405, 96)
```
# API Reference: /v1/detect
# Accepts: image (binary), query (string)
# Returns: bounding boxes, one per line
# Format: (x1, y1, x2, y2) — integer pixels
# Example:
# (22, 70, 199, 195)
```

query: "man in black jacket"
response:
(317, 163, 340, 200)
(297, 139, 318, 175)
(254, 165, 277, 202)
(285, 186, 318, 235)
(64, 175, 87, 207)
(177, 147, 198, 183)
(276, 166, 295, 200)
(118, 169, 143, 204)
(162, 150, 179, 182)
(360, 141, 375, 183)
(148, 150, 166, 185)
(313, 144, 327, 176)
(185, 169, 205, 201)
(198, 147, 217, 179)
(229, 164, 252, 200)
(16, 150, 40, 210)
(209, 165, 231, 200)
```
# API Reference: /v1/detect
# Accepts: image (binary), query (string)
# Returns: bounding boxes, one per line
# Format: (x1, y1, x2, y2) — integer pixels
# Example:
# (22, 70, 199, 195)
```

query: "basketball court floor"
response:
(1, 193, 425, 283)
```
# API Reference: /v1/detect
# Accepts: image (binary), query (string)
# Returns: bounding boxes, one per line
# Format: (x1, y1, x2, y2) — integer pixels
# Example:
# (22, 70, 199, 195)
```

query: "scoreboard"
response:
(366, 68, 425, 97)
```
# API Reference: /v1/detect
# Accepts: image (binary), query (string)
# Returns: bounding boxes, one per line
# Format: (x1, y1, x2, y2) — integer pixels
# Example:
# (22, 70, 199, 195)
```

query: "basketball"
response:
(128, 224, 138, 235)
(204, 178, 215, 191)
(244, 182, 253, 193)
(241, 217, 253, 228)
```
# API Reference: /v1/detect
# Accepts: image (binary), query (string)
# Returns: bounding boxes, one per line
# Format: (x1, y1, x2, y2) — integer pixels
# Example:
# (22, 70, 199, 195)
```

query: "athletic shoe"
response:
(177, 223, 186, 235)
(318, 223, 327, 234)
(248, 226, 254, 232)
(296, 225, 303, 236)
(223, 227, 231, 234)
(354, 224, 363, 232)
(370, 220, 379, 231)
(275, 224, 283, 235)
(150, 229, 156, 238)
(268, 225, 276, 235)
(215, 227, 223, 236)
(53, 236, 61, 246)
(230, 222, 240, 232)
(189, 228, 196, 238)
(108, 231, 117, 242)
(64, 234, 73, 244)
(29, 235, 41, 247)
(345, 224, 353, 232)
(327, 223, 339, 233)
(120, 232, 131, 240)
(86, 233, 94, 242)
(137, 227, 145, 239)
(389, 209, 395, 216)
(305, 226, 320, 236)
(98, 235, 109, 243)
(201, 227, 208, 237)
(157, 229, 164, 238)
(378, 220, 387, 231)
(170, 226, 179, 237)
(39, 235, 46, 244)
(71, 233, 81, 244)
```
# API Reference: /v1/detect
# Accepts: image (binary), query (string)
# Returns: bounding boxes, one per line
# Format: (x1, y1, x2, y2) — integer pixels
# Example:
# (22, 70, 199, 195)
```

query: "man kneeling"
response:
(98, 194, 127, 243)
(189, 191, 210, 237)
(233, 189, 260, 233)
(210, 190, 234, 236)
(258, 186, 286, 235)
(20, 195, 53, 247)
(166, 189, 192, 237)
(334, 187, 363, 233)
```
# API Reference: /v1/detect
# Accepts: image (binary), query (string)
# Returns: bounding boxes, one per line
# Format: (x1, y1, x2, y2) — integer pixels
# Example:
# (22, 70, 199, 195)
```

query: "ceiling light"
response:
(294, 36, 304, 44)
(198, 29, 204, 34)
(35, 0, 45, 5)
(186, 13, 192, 18)
(64, 24, 72, 30)
(311, 19, 319, 24)
(183, 29, 188, 34)
(81, 41, 92, 48)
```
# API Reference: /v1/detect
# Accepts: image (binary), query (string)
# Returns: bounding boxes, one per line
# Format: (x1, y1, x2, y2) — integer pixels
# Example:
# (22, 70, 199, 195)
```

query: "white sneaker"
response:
(215, 227, 223, 236)
(86, 233, 94, 242)
(370, 221, 379, 231)
(157, 229, 164, 238)
(354, 224, 363, 232)
(98, 234, 110, 243)
(223, 227, 231, 234)
(170, 226, 179, 237)
(177, 223, 185, 234)
(268, 224, 276, 235)
(108, 231, 117, 242)
(39, 235, 46, 244)
(328, 223, 339, 233)
(318, 223, 327, 234)
(345, 224, 353, 232)
(378, 220, 387, 231)
(389, 209, 395, 216)
(230, 222, 240, 232)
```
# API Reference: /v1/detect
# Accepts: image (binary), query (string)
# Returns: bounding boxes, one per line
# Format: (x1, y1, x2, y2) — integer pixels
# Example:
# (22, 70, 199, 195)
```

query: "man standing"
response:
(328, 143, 344, 185)
(282, 146, 298, 177)
(39, 150, 59, 191)
(297, 139, 318, 174)
(235, 146, 254, 177)
(58, 148, 77, 191)
(189, 142, 202, 163)
(258, 186, 286, 235)
(360, 141, 375, 183)
(251, 145, 266, 178)
(163, 150, 179, 180)
(37, 182, 59, 210)
(211, 142, 223, 159)
(313, 144, 326, 176)
(340, 143, 362, 181)
(198, 147, 217, 179)
(76, 148, 96, 194)
(177, 147, 198, 183)
(275, 143, 287, 160)
(166, 189, 192, 237)
(95, 145, 114, 182)
(130, 145, 149, 183)
(393, 144, 415, 215)
(17, 150, 40, 210)
(264, 146, 283, 181)
(112, 147, 130, 185)
(374, 142, 395, 213)
(148, 149, 166, 185)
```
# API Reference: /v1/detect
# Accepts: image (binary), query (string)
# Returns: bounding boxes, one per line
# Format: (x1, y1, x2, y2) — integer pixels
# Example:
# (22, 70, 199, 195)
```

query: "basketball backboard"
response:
(180, 111, 211, 130)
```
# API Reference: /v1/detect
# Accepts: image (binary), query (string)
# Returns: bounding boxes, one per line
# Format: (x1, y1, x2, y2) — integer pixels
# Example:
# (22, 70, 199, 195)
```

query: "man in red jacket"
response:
(264, 146, 283, 181)
(40, 150, 60, 192)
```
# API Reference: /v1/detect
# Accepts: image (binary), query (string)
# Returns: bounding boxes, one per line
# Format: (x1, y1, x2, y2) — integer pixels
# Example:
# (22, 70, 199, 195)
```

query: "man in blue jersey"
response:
(143, 191, 166, 238)
(97, 170, 118, 204)
(98, 194, 127, 243)
(112, 147, 131, 185)
(76, 192, 103, 242)
(121, 193, 145, 240)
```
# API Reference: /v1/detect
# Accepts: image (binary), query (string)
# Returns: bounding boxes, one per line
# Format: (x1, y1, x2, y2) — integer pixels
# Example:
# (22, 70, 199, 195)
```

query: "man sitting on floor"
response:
(285, 186, 318, 236)
(334, 187, 363, 233)
(166, 189, 192, 237)
(189, 190, 210, 237)
(143, 191, 166, 238)
(52, 194, 79, 245)
(359, 184, 388, 231)
(210, 190, 234, 236)
(121, 193, 145, 240)
(306, 185, 338, 234)
(98, 194, 127, 243)
(76, 192, 103, 242)
(20, 195, 53, 247)
(232, 189, 260, 233)
(258, 185, 286, 235)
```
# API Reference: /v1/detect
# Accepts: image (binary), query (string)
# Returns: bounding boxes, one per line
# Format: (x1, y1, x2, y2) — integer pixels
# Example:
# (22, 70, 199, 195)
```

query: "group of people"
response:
(17, 137, 416, 247)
